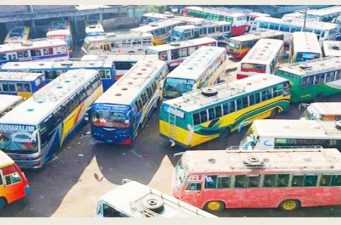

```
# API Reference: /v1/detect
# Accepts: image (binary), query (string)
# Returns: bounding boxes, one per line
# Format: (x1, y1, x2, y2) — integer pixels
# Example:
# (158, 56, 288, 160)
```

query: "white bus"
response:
(301, 102, 341, 121)
(306, 6, 341, 22)
(140, 12, 206, 26)
(162, 46, 227, 100)
(250, 17, 338, 43)
(96, 179, 216, 217)
(0, 94, 23, 118)
(240, 119, 341, 150)
(0, 38, 69, 65)
(290, 32, 322, 63)
(81, 31, 153, 55)
(236, 38, 285, 79)
(4, 26, 30, 44)
(323, 41, 341, 57)
(146, 37, 218, 70)
(85, 21, 105, 37)
(0, 69, 103, 168)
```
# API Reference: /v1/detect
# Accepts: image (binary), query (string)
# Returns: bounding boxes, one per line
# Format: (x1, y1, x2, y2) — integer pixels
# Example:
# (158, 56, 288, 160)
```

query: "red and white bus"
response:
(236, 38, 285, 79)
(181, 6, 248, 36)
(172, 148, 341, 212)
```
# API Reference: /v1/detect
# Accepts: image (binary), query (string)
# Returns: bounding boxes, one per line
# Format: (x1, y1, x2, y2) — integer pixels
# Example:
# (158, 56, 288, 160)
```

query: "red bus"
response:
(0, 150, 30, 209)
(172, 148, 341, 212)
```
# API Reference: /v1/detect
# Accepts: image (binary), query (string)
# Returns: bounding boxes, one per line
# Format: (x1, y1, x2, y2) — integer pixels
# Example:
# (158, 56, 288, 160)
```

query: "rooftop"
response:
(0, 71, 43, 81)
(323, 41, 341, 57)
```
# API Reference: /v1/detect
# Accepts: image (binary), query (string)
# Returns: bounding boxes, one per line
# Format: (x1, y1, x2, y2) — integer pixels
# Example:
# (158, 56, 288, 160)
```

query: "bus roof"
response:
(308, 102, 341, 116)
(323, 41, 341, 57)
(0, 69, 99, 126)
(277, 56, 341, 76)
(173, 20, 231, 31)
(306, 6, 341, 17)
(292, 32, 322, 54)
(0, 150, 14, 168)
(131, 20, 185, 33)
(46, 29, 71, 36)
(146, 37, 217, 52)
(0, 71, 43, 81)
(164, 74, 288, 112)
(94, 59, 166, 106)
(81, 54, 158, 62)
(0, 94, 23, 114)
(229, 30, 284, 43)
(143, 12, 206, 25)
(241, 39, 284, 65)
(84, 31, 152, 43)
(186, 6, 245, 17)
(181, 148, 341, 174)
(165, 46, 225, 81)
(252, 119, 341, 139)
(99, 180, 216, 217)
(0, 38, 67, 52)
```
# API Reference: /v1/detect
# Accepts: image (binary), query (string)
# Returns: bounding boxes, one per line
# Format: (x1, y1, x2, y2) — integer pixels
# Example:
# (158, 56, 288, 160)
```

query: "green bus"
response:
(274, 57, 341, 103)
(159, 74, 291, 148)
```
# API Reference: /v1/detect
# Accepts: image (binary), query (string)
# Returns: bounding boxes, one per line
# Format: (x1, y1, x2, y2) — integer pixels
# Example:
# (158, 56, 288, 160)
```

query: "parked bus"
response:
(172, 148, 341, 212)
(290, 32, 322, 63)
(240, 119, 341, 150)
(140, 12, 206, 26)
(4, 26, 30, 44)
(160, 74, 291, 148)
(85, 21, 105, 37)
(226, 30, 284, 59)
(170, 21, 231, 45)
(250, 17, 338, 43)
(81, 31, 153, 55)
(146, 37, 218, 70)
(301, 102, 341, 121)
(162, 46, 227, 100)
(0, 71, 47, 99)
(46, 18, 73, 53)
(323, 41, 341, 57)
(305, 6, 341, 22)
(274, 56, 341, 103)
(131, 20, 187, 45)
(0, 69, 103, 168)
(89, 59, 168, 144)
(0, 38, 69, 65)
(96, 179, 216, 217)
(236, 39, 285, 79)
(0, 59, 116, 91)
(182, 6, 248, 36)
(0, 150, 30, 209)
(0, 95, 23, 118)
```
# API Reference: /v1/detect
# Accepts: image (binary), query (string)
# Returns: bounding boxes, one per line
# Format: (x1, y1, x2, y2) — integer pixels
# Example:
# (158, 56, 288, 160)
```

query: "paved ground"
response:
(1, 93, 341, 217)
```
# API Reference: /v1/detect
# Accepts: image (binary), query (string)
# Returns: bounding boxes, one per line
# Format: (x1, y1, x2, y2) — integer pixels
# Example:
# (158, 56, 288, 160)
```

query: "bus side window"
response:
(292, 175, 304, 187)
(186, 182, 201, 191)
(304, 175, 318, 187)
(234, 175, 247, 188)
(331, 175, 341, 186)
(204, 175, 217, 189)
(248, 175, 260, 188)
(277, 174, 290, 187)
(263, 174, 276, 187)
(4, 170, 22, 185)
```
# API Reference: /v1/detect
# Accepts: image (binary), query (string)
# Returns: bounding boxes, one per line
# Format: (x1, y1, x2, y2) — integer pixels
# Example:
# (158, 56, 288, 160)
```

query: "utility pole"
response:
(303, 7, 308, 32)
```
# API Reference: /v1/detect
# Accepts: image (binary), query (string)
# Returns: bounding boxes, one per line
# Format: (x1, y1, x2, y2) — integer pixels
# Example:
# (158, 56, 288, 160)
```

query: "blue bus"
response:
(1, 58, 116, 91)
(89, 59, 168, 144)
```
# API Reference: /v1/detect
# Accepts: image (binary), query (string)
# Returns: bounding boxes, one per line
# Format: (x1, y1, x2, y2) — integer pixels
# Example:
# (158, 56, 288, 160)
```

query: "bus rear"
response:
(301, 102, 341, 121)
(290, 32, 322, 63)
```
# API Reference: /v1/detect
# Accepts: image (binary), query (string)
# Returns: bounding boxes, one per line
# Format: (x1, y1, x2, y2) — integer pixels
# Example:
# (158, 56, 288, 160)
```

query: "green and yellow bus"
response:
(274, 57, 341, 103)
(160, 74, 291, 148)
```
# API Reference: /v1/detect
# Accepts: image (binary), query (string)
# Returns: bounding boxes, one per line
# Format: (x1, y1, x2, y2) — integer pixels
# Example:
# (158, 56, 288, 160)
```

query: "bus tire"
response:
(142, 196, 164, 213)
(204, 201, 225, 212)
(279, 199, 300, 211)
(0, 197, 7, 209)
(270, 108, 279, 117)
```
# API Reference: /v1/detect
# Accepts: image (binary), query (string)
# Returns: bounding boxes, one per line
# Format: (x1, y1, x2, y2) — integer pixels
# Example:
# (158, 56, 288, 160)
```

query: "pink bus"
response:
(172, 148, 341, 212)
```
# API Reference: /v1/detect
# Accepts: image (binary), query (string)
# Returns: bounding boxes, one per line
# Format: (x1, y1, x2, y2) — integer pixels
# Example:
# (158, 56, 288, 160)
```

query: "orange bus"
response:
(172, 148, 341, 212)
(0, 150, 30, 209)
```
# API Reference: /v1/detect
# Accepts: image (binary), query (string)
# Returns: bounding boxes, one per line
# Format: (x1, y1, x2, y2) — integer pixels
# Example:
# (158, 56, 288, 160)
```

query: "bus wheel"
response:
(279, 199, 300, 211)
(270, 108, 279, 117)
(204, 201, 225, 212)
(0, 198, 7, 209)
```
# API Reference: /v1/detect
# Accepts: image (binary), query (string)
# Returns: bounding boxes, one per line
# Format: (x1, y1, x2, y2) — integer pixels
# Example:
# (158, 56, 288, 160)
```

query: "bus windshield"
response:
(295, 52, 320, 62)
(0, 125, 38, 153)
(227, 40, 241, 50)
(90, 105, 131, 128)
(172, 29, 183, 40)
(175, 158, 188, 189)
(301, 107, 322, 120)
(163, 78, 195, 99)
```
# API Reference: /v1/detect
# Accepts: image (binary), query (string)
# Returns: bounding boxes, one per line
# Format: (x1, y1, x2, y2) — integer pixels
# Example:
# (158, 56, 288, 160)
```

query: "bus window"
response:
(102, 203, 127, 217)
(248, 175, 260, 188)
(292, 175, 305, 187)
(186, 182, 201, 191)
(234, 175, 247, 188)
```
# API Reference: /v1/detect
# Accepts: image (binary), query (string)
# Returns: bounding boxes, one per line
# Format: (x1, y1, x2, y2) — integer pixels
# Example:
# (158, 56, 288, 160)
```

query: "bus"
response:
(160, 74, 291, 148)
(250, 17, 338, 43)
(85, 21, 105, 37)
(226, 30, 284, 59)
(131, 20, 187, 45)
(0, 59, 116, 91)
(323, 41, 341, 57)
(172, 148, 341, 212)
(4, 26, 30, 44)
(301, 102, 341, 121)
(0, 150, 30, 209)
(289, 32, 322, 63)
(89, 59, 168, 144)
(81, 31, 153, 55)
(170, 21, 231, 44)
(140, 12, 206, 26)
(146, 37, 218, 70)
(0, 71, 47, 99)
(46, 18, 73, 53)
(236, 39, 285, 79)
(0, 95, 23, 118)
(305, 6, 341, 22)
(0, 69, 103, 168)
(240, 119, 341, 150)
(274, 56, 341, 103)
(0, 38, 69, 65)
(96, 179, 216, 217)
(162, 46, 227, 100)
